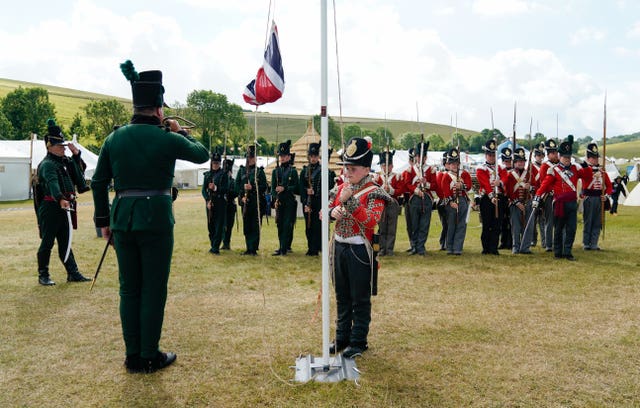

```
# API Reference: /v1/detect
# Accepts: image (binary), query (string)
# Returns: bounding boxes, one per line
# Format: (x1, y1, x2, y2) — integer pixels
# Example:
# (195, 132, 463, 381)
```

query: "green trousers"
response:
(114, 229, 173, 359)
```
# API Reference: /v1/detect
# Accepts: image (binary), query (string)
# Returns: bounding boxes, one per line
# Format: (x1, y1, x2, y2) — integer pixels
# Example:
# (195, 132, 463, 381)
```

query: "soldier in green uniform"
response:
(271, 140, 299, 256)
(299, 141, 335, 256)
(201, 150, 229, 254)
(235, 145, 267, 255)
(222, 158, 237, 250)
(91, 60, 209, 373)
(35, 119, 91, 286)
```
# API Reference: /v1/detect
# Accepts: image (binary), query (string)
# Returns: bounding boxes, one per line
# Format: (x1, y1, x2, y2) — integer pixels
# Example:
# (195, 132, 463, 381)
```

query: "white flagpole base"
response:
(293, 354, 360, 383)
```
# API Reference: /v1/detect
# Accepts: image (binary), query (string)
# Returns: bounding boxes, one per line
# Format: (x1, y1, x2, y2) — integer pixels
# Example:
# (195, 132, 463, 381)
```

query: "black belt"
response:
(116, 188, 171, 198)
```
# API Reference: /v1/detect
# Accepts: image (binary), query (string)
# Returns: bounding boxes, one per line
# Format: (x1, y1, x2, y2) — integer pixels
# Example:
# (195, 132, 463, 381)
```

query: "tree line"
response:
(2, 85, 635, 155)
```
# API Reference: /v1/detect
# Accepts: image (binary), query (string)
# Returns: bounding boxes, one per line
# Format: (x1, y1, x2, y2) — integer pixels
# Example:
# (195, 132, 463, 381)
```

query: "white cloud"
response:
(472, 0, 531, 16)
(570, 27, 606, 46)
(627, 21, 640, 38)
(435, 6, 455, 16)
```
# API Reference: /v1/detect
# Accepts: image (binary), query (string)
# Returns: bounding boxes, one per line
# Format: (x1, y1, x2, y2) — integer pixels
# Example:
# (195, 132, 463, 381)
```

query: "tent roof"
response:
(0, 135, 99, 171)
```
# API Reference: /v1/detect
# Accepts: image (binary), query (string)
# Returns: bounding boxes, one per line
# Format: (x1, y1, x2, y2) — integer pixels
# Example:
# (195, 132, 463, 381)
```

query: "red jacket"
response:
(401, 164, 441, 198)
(329, 180, 386, 242)
(439, 170, 472, 200)
(580, 165, 612, 196)
(372, 172, 405, 199)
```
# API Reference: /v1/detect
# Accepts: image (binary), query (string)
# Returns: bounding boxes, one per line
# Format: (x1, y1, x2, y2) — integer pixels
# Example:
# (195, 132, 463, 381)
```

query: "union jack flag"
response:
(243, 21, 284, 106)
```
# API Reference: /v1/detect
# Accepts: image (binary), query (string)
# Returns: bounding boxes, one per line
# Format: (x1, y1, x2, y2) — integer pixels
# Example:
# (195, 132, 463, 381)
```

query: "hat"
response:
(277, 140, 292, 156)
(482, 139, 497, 153)
(513, 147, 526, 162)
(44, 118, 66, 147)
(308, 142, 320, 156)
(223, 158, 234, 172)
(210, 150, 222, 162)
(445, 148, 460, 164)
(120, 60, 166, 108)
(586, 142, 600, 158)
(379, 150, 395, 165)
(442, 151, 448, 165)
(501, 147, 513, 161)
(558, 135, 573, 157)
(544, 139, 558, 152)
(245, 144, 256, 158)
(534, 142, 545, 155)
(337, 137, 373, 167)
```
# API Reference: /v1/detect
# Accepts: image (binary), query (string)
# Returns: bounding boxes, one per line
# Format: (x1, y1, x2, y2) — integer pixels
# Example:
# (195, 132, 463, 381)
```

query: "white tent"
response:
(0, 144, 31, 201)
(0, 135, 99, 201)
(623, 183, 640, 206)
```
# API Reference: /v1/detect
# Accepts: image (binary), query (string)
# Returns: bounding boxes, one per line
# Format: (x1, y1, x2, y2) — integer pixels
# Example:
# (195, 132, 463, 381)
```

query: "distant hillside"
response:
(0, 78, 132, 126)
(0, 78, 475, 144)
(240, 111, 478, 144)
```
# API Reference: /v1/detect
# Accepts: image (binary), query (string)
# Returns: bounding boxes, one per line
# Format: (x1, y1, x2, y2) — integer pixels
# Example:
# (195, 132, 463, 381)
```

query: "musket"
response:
(601, 91, 607, 239)
(90, 233, 113, 292)
(491, 107, 499, 219)
(305, 128, 312, 229)
(454, 113, 460, 224)
(416, 102, 426, 214)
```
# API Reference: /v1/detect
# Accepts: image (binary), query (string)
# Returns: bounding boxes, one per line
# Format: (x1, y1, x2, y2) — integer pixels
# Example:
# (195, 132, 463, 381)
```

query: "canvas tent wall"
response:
(623, 183, 640, 206)
(0, 145, 31, 201)
(0, 135, 99, 201)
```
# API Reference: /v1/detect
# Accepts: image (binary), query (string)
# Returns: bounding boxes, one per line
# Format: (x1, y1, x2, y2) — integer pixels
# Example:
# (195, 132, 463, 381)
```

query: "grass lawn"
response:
(1, 192, 640, 407)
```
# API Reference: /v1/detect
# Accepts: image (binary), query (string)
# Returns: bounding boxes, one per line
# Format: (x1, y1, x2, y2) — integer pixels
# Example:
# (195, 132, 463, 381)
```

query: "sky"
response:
(1, 0, 639, 140)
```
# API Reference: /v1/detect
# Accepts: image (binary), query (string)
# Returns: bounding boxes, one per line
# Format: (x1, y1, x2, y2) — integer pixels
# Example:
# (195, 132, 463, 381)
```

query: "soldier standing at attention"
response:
(498, 147, 513, 250)
(401, 142, 440, 256)
(92, 60, 209, 373)
(436, 152, 449, 251)
(222, 158, 237, 250)
(538, 139, 559, 252)
(236, 145, 268, 256)
(372, 150, 404, 256)
(505, 147, 534, 254)
(533, 136, 583, 261)
(475, 139, 504, 255)
(35, 119, 91, 286)
(580, 142, 612, 250)
(439, 148, 472, 255)
(299, 141, 335, 256)
(328, 137, 391, 358)
(530, 143, 545, 247)
(271, 140, 299, 256)
(202, 150, 229, 255)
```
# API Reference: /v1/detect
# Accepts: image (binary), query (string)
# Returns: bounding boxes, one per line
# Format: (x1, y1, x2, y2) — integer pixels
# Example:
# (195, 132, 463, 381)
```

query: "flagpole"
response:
(320, 0, 330, 367)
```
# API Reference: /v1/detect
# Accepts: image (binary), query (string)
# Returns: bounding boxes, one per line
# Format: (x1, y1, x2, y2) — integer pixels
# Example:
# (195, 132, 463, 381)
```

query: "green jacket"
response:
(92, 117, 209, 232)
(271, 163, 299, 204)
(37, 153, 84, 202)
(201, 168, 230, 200)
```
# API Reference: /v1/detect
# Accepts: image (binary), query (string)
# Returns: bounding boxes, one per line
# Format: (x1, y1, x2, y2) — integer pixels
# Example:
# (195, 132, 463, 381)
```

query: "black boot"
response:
(140, 351, 177, 373)
(37, 250, 55, 286)
(124, 354, 143, 374)
(64, 252, 91, 282)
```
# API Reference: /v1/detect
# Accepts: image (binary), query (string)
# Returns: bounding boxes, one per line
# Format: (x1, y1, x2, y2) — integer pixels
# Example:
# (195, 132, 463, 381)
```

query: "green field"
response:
(2, 192, 640, 406)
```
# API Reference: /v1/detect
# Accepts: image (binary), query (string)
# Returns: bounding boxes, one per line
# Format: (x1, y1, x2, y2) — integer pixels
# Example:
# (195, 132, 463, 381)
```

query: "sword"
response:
(519, 208, 537, 253)
(90, 233, 113, 292)
(63, 208, 73, 263)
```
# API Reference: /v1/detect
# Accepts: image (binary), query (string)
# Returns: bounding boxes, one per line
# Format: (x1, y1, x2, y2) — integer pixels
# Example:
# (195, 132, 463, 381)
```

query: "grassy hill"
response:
(0, 78, 474, 144)
(0, 78, 132, 126)
(2, 78, 639, 157)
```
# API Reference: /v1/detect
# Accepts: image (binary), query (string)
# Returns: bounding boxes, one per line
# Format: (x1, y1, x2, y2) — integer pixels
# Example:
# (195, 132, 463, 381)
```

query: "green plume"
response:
(120, 60, 139, 83)
(567, 134, 574, 144)
(47, 118, 56, 127)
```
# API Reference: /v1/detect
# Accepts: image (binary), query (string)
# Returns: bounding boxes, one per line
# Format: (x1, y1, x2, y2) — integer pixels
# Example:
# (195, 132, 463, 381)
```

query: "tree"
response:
(480, 128, 505, 143)
(1, 87, 55, 140)
(426, 133, 446, 150)
(312, 115, 343, 150)
(185, 90, 247, 151)
(0, 112, 14, 139)
(69, 113, 84, 139)
(400, 132, 422, 150)
(449, 133, 469, 151)
(468, 133, 486, 153)
(83, 99, 129, 144)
